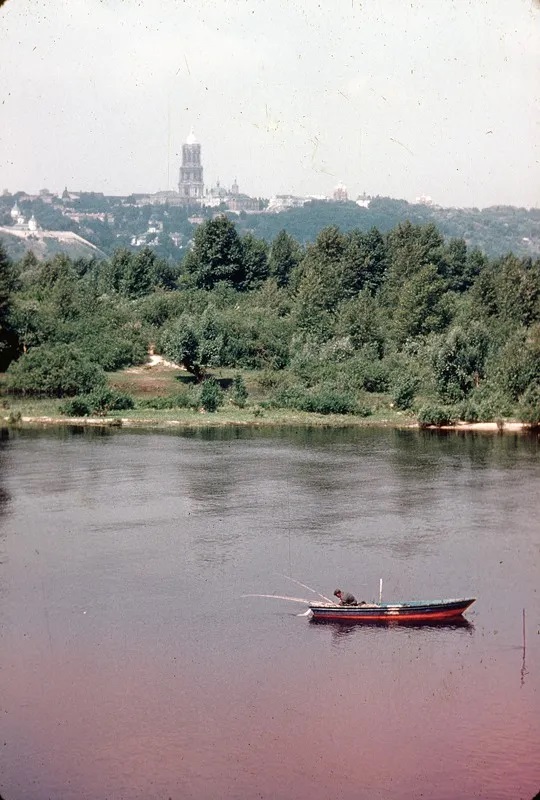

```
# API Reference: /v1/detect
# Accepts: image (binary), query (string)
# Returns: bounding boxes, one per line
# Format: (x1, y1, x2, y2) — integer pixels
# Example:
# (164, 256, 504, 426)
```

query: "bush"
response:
(255, 369, 282, 390)
(360, 361, 390, 393)
(231, 373, 248, 408)
(470, 386, 514, 421)
(392, 376, 418, 410)
(518, 383, 540, 427)
(417, 405, 456, 428)
(199, 378, 223, 412)
(61, 388, 134, 417)
(6, 344, 106, 397)
(61, 397, 92, 416)
(455, 399, 480, 423)
(85, 387, 135, 415)
(269, 385, 364, 416)
(137, 391, 199, 410)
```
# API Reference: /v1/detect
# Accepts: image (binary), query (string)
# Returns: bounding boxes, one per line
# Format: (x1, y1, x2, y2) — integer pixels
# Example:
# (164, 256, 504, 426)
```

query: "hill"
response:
(0, 228, 107, 262)
(235, 199, 540, 258)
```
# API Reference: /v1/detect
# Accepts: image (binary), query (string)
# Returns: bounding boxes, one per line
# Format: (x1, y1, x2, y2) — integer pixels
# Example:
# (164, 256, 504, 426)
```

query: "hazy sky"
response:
(1, 0, 539, 207)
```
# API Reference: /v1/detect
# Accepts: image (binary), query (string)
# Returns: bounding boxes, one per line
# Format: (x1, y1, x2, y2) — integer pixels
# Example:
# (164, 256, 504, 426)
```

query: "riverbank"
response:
(1, 409, 532, 433)
(1, 361, 535, 433)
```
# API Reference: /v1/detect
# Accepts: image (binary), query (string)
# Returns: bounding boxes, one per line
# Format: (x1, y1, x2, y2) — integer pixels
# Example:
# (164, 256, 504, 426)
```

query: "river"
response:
(0, 426, 538, 800)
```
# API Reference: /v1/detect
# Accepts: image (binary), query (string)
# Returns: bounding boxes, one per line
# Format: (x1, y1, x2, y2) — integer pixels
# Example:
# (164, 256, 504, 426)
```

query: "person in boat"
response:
(334, 589, 358, 605)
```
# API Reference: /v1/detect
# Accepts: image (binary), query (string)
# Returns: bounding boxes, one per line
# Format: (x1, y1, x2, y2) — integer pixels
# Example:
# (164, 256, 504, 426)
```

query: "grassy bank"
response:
(0, 363, 532, 432)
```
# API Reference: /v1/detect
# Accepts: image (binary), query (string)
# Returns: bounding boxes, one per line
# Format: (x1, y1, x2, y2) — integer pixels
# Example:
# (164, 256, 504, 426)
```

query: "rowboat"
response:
(308, 597, 476, 623)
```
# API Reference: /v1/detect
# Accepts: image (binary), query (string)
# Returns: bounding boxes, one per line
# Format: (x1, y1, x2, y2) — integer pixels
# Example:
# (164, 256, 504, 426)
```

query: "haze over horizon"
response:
(1, 0, 539, 209)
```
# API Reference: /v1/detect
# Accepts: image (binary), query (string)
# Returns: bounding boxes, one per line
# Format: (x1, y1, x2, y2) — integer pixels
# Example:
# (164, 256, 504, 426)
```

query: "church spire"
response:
(179, 128, 204, 203)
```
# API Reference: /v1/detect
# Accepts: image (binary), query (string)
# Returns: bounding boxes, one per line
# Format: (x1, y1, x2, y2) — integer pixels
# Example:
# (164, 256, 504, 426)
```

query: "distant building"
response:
(266, 195, 307, 213)
(7, 203, 40, 233)
(226, 193, 260, 213)
(332, 183, 348, 202)
(356, 192, 371, 208)
(10, 202, 23, 223)
(415, 195, 434, 206)
(178, 129, 204, 202)
(205, 179, 229, 207)
(147, 215, 163, 234)
(148, 190, 185, 207)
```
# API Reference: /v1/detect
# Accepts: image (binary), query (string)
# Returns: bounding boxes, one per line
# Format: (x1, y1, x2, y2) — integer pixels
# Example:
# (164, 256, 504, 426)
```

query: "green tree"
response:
(268, 230, 302, 287)
(197, 307, 226, 368)
(121, 246, 156, 298)
(9, 298, 46, 353)
(386, 221, 444, 287)
(491, 325, 540, 400)
(294, 226, 348, 339)
(182, 215, 244, 290)
(161, 316, 204, 381)
(341, 227, 388, 295)
(0, 240, 17, 368)
(471, 255, 540, 327)
(335, 291, 385, 355)
(101, 249, 133, 294)
(391, 264, 451, 344)
(434, 324, 490, 402)
(240, 233, 269, 290)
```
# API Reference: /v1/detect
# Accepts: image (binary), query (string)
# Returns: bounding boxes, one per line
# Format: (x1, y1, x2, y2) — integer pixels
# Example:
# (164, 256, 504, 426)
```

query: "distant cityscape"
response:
(0, 128, 381, 257)
(2, 128, 391, 221)
(1, 129, 538, 262)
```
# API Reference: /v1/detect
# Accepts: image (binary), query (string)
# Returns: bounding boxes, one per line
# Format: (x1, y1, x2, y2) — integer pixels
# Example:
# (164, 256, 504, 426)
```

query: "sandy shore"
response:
(2, 414, 534, 433)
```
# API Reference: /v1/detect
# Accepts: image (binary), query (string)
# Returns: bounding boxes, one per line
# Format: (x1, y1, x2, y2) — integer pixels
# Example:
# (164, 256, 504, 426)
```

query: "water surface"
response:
(0, 427, 538, 800)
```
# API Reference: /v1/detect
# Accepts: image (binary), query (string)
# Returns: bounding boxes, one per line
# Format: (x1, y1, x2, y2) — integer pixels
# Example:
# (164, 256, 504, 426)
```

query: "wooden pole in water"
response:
(379, 578, 383, 604)
(521, 607, 527, 687)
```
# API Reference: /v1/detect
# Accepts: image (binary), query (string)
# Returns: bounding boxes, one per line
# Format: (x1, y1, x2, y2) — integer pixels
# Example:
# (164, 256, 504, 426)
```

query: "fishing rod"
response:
(241, 593, 310, 604)
(277, 573, 335, 604)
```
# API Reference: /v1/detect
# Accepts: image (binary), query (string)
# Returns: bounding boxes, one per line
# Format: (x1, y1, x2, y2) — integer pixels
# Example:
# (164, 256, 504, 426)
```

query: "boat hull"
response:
(308, 598, 475, 623)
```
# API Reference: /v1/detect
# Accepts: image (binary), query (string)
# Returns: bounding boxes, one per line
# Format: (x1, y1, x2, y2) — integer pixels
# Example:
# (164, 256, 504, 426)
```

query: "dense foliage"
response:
(1, 214, 539, 423)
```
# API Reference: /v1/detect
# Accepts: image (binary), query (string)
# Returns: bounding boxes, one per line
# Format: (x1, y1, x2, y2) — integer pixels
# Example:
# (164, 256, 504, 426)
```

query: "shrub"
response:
(471, 386, 514, 421)
(455, 399, 480, 423)
(6, 344, 106, 397)
(417, 405, 456, 428)
(137, 391, 198, 410)
(85, 387, 135, 415)
(518, 383, 540, 428)
(231, 373, 248, 408)
(305, 389, 359, 415)
(61, 389, 134, 417)
(255, 369, 282, 390)
(392, 376, 418, 410)
(61, 397, 92, 416)
(199, 378, 223, 412)
(361, 361, 390, 393)
(269, 385, 363, 416)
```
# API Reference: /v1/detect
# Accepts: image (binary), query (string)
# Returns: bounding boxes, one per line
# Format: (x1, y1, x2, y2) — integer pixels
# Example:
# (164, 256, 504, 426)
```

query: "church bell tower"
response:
(178, 129, 204, 202)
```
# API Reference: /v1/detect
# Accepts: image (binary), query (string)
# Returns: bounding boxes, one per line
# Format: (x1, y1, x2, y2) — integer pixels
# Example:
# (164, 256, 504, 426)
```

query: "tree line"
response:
(1, 214, 539, 424)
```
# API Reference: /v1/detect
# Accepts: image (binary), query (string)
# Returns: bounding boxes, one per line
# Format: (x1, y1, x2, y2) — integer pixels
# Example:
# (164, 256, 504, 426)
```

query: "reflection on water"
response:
(0, 426, 538, 800)
(309, 616, 474, 632)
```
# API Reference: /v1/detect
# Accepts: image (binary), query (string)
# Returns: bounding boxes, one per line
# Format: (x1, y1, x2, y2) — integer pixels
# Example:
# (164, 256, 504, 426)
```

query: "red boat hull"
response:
(309, 598, 475, 623)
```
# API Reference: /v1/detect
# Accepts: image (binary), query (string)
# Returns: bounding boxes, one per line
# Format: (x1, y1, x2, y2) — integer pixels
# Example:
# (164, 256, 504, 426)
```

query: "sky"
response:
(1, 0, 539, 208)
